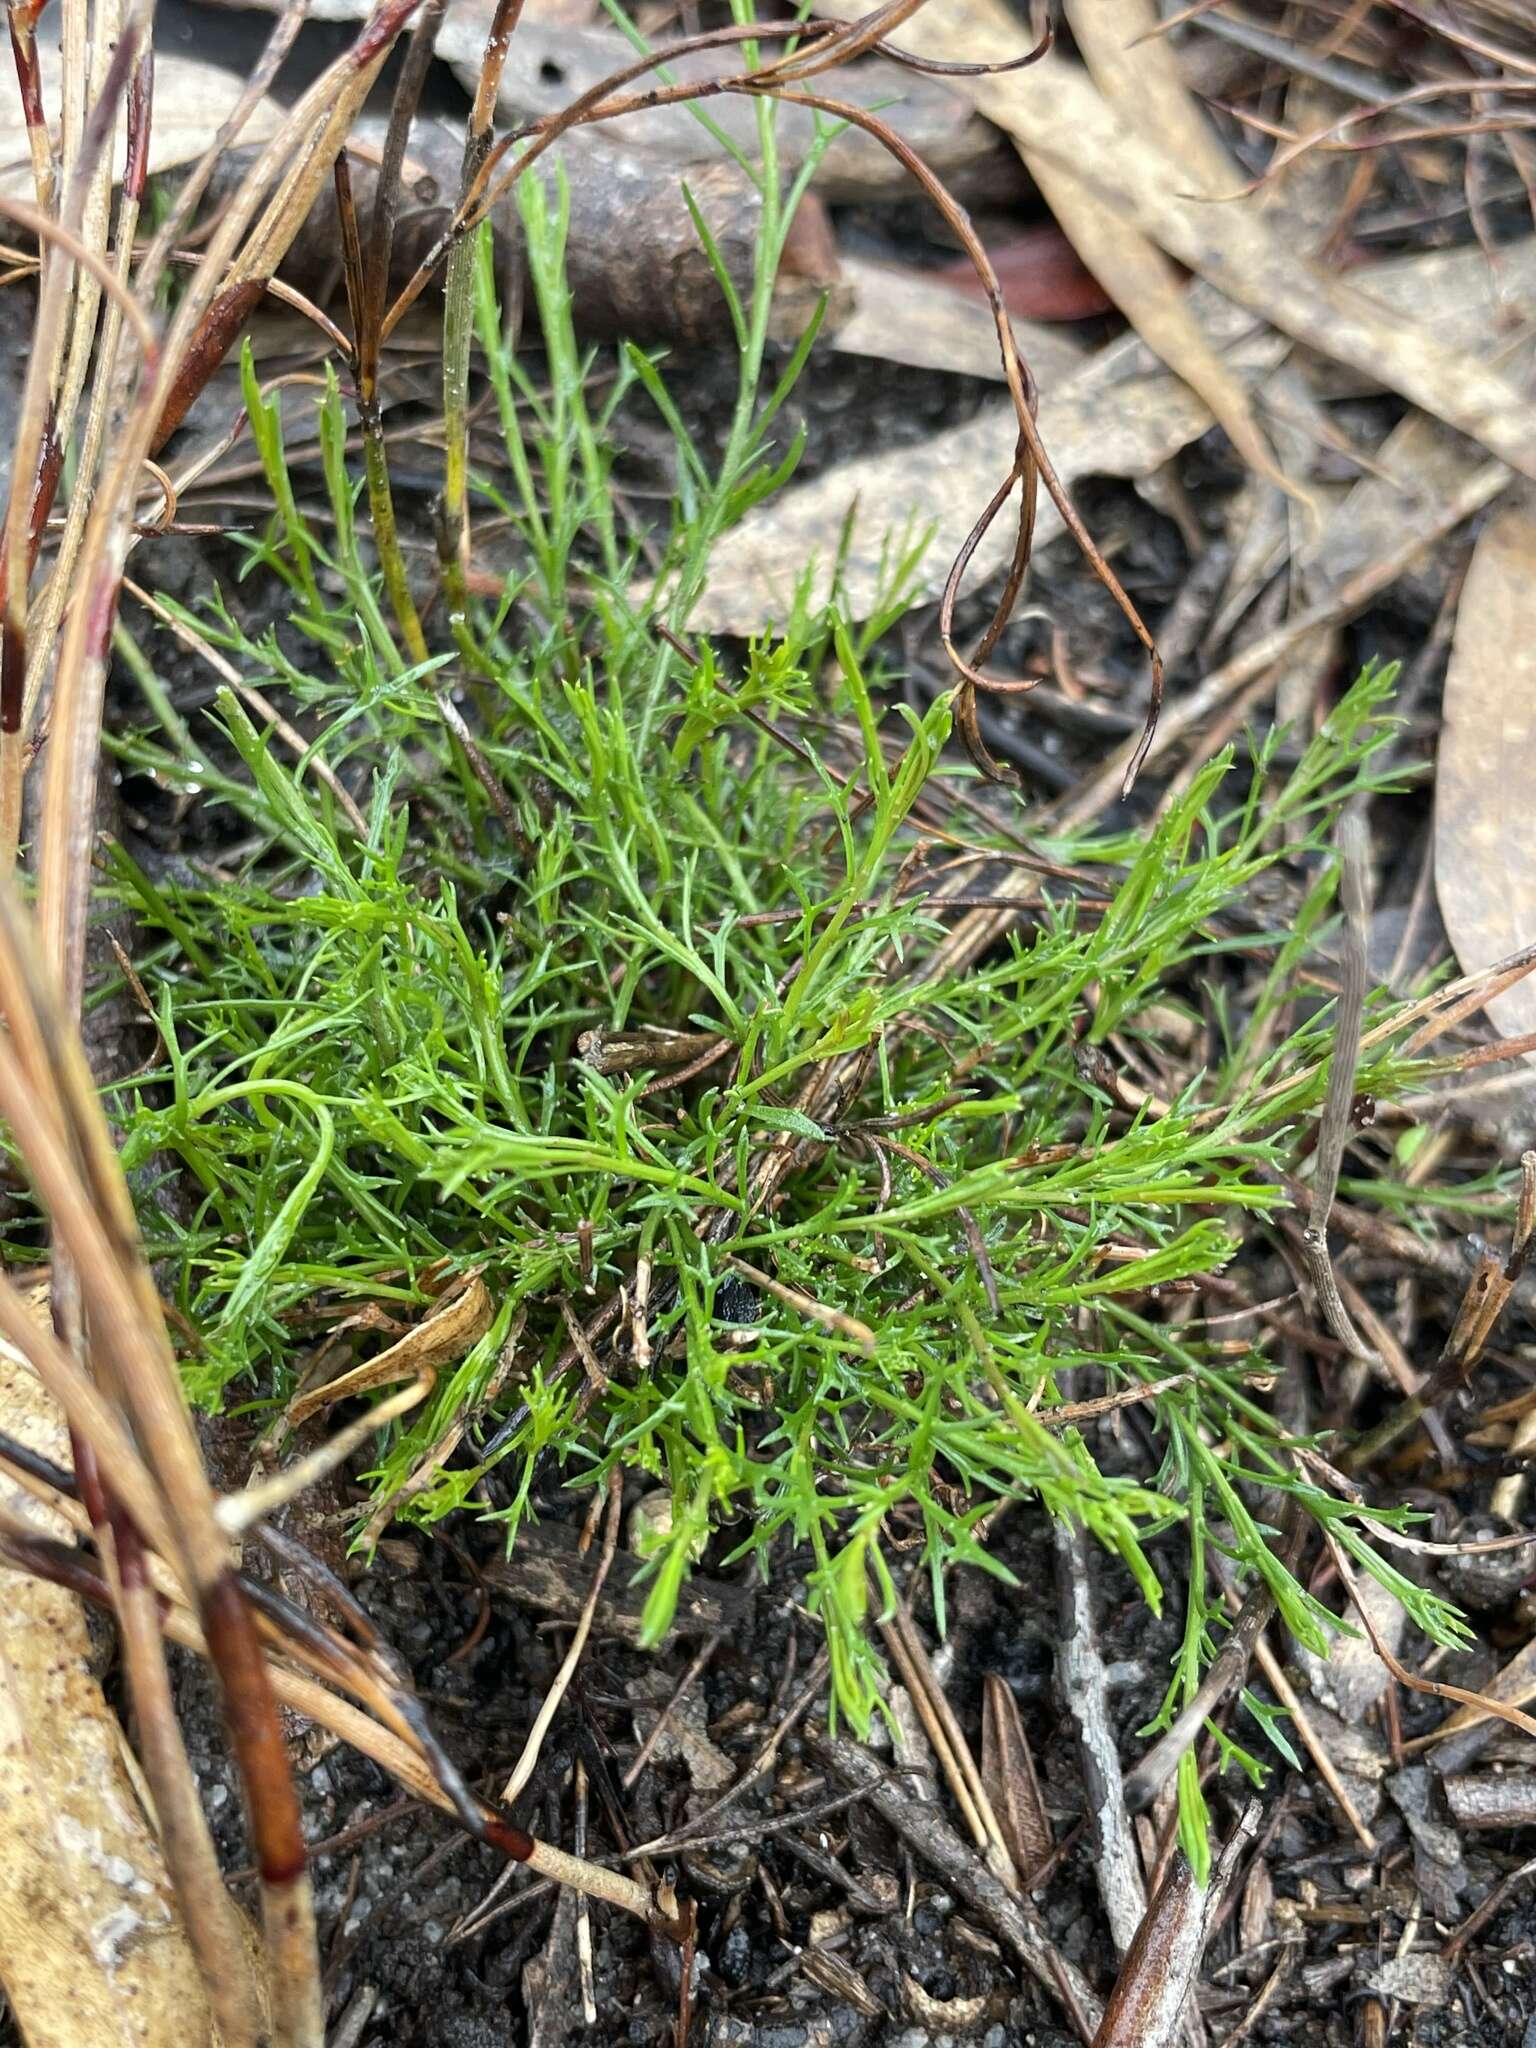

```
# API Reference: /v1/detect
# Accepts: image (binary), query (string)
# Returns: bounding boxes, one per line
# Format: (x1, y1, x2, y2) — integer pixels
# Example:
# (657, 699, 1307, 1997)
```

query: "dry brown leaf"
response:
(1046, 0, 1298, 502)
(820, 0, 1536, 486)
(1436, 502, 1536, 1048)
(690, 282, 1287, 633)
(1066, 0, 1238, 197)
(1023, 168, 1296, 501)
(832, 255, 1085, 390)
(194, 0, 999, 203)
(0, 1318, 214, 2048)
(1295, 330, 1534, 606)
(286, 1271, 494, 1428)
(359, 1308, 523, 1548)
(1314, 239, 1536, 398)
(979, 1673, 1052, 1884)
(1238, 1858, 1272, 1953)
(0, 48, 281, 199)
(689, 235, 1536, 636)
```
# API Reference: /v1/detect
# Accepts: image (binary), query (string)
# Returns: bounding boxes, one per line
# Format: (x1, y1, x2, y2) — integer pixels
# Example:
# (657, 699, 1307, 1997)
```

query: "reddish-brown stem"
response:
(201, 1573, 308, 1888)
(333, 151, 369, 388)
(151, 276, 267, 450)
(481, 1812, 538, 1861)
(148, 0, 422, 452)
(7, 10, 45, 136)
(359, 0, 449, 389)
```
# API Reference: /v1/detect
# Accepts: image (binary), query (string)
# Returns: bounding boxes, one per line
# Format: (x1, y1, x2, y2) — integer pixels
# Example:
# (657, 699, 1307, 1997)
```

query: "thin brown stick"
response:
(879, 1591, 1014, 1884)
(1248, 1633, 1377, 1852)
(501, 1469, 624, 1805)
(1301, 803, 1373, 1359)
(809, 1726, 1103, 2034)
(1323, 1525, 1536, 1745)
(724, 1253, 876, 1354)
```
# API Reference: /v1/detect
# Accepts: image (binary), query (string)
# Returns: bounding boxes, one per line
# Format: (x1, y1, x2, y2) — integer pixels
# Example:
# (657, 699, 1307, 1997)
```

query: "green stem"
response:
(440, 162, 497, 680)
(360, 398, 429, 667)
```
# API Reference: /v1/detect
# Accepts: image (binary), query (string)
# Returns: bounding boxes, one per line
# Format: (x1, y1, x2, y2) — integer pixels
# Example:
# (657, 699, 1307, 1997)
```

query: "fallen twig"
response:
(1300, 803, 1374, 1360)
(1092, 1802, 1258, 2048)
(808, 1725, 1104, 2036)
(1054, 1517, 1146, 1955)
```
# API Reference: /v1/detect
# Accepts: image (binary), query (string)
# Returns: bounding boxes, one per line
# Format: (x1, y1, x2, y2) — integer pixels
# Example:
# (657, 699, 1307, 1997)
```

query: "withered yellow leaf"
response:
(286, 1272, 494, 1429)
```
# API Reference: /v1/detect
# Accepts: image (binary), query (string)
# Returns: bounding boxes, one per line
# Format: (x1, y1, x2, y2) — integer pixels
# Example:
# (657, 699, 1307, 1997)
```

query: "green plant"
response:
(85, 143, 1489, 1893)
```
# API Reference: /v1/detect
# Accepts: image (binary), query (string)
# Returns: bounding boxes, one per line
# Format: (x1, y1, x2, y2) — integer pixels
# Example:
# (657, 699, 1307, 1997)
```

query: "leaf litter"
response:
(1435, 501, 1536, 1052)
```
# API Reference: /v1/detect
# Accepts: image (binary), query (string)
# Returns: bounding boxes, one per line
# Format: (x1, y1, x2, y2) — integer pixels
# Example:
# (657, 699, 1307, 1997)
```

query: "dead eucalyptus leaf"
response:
(1434, 503, 1536, 1050)
(688, 233, 1536, 636)
(0, 1316, 214, 2048)
(832, 255, 1085, 389)
(689, 282, 1286, 633)
(820, 0, 1536, 487)
(0, 48, 281, 198)
(286, 1272, 493, 1428)
(1023, 169, 1297, 504)
(1043, 0, 1299, 506)
(1065, 0, 1238, 197)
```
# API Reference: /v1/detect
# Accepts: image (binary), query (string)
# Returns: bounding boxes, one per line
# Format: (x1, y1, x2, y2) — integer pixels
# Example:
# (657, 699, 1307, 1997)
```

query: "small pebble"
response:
(717, 1922, 752, 1987)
